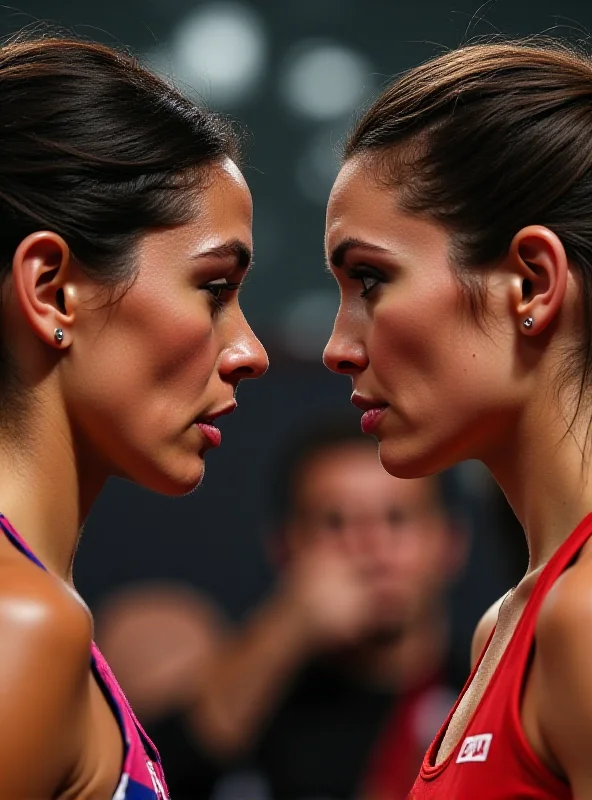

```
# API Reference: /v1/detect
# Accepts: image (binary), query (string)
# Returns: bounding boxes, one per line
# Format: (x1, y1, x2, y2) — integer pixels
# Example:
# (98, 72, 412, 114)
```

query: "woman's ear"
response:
(508, 225, 568, 336)
(11, 231, 81, 348)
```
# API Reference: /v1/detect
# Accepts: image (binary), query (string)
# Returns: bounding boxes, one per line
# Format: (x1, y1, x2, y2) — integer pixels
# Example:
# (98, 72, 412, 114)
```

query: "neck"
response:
(0, 398, 105, 582)
(486, 395, 592, 573)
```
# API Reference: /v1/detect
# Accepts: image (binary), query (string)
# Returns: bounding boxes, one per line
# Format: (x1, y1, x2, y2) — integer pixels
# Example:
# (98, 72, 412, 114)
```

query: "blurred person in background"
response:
(97, 420, 468, 800)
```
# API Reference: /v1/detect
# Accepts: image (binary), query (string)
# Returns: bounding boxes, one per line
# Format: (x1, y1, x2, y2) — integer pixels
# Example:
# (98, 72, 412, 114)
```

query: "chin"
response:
(160, 474, 205, 497)
(165, 465, 207, 496)
(378, 439, 451, 480)
(127, 458, 206, 497)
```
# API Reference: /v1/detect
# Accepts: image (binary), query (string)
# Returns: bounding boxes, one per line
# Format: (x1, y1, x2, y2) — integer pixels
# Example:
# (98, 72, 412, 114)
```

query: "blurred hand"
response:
(96, 584, 222, 718)
(281, 536, 386, 649)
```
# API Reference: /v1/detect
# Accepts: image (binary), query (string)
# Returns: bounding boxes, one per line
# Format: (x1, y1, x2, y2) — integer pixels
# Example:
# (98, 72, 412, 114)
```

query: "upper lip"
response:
(351, 393, 387, 412)
(195, 401, 237, 423)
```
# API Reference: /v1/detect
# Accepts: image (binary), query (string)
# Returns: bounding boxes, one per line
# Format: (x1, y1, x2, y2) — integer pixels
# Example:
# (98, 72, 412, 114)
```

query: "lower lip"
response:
(360, 407, 387, 434)
(196, 423, 222, 448)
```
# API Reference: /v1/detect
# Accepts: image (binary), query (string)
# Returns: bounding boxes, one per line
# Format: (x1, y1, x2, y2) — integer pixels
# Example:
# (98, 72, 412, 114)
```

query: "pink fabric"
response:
(0, 514, 169, 800)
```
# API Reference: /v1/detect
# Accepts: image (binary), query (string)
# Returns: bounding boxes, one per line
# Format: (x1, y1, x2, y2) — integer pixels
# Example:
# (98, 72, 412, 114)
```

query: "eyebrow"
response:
(328, 237, 392, 269)
(192, 239, 252, 270)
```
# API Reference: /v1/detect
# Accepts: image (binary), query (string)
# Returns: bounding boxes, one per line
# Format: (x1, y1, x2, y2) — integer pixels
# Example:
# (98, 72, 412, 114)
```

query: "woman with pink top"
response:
(0, 34, 267, 799)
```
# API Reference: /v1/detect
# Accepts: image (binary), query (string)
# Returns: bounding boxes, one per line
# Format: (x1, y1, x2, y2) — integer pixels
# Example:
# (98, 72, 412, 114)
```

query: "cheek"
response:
(370, 304, 430, 363)
(368, 289, 485, 391)
(368, 300, 451, 402)
(74, 296, 219, 425)
(108, 278, 218, 388)
(149, 308, 216, 386)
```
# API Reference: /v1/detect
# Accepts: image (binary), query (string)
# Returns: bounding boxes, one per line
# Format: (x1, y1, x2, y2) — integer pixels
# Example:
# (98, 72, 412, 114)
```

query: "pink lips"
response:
(360, 407, 387, 434)
(196, 422, 222, 448)
(351, 393, 388, 435)
(194, 401, 236, 449)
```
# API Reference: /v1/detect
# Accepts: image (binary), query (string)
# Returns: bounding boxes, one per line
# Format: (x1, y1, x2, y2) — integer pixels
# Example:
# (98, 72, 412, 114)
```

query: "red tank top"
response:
(409, 512, 592, 800)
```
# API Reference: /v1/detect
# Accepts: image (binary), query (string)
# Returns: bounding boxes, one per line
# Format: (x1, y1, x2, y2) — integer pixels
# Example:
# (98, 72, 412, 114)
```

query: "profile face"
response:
(63, 158, 268, 494)
(323, 156, 520, 478)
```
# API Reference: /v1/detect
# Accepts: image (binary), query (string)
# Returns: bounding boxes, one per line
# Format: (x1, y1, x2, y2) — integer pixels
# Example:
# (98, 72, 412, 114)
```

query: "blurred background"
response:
(2, 0, 591, 797)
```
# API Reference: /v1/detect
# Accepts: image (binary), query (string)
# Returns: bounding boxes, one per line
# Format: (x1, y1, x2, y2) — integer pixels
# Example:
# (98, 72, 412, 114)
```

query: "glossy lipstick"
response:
(194, 402, 236, 449)
(360, 406, 386, 434)
(351, 393, 387, 435)
(196, 423, 222, 448)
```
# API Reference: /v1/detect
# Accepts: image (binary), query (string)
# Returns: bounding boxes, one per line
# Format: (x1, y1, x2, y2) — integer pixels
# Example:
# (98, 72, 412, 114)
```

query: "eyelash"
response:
(346, 266, 385, 298)
(203, 280, 241, 309)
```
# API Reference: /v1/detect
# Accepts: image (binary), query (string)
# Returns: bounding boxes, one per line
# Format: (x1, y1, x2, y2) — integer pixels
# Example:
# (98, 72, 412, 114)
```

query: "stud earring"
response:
(523, 317, 534, 329)
(54, 327, 64, 343)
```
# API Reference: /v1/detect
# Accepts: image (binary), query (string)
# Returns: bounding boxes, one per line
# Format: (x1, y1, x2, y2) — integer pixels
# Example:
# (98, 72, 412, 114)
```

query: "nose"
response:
(220, 313, 269, 386)
(322, 311, 368, 375)
(344, 517, 391, 559)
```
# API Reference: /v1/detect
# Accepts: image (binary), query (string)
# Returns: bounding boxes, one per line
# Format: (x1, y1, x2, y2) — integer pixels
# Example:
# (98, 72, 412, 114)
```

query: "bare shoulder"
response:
(0, 552, 92, 652)
(470, 593, 507, 669)
(536, 542, 592, 642)
(0, 557, 93, 798)
(534, 549, 592, 789)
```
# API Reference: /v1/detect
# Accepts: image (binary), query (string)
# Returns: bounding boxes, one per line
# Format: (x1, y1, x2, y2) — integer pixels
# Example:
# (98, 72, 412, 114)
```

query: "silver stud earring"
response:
(523, 317, 534, 329)
(54, 327, 64, 343)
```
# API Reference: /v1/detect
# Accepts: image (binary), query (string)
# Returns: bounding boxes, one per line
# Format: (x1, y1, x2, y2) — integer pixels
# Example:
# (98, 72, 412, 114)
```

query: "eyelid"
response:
(346, 263, 384, 277)
(201, 279, 242, 311)
(198, 257, 254, 284)
(346, 264, 385, 297)
(201, 277, 242, 290)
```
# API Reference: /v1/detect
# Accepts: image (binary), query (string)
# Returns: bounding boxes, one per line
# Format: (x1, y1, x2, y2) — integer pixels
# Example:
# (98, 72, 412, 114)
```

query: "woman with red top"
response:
(0, 34, 267, 800)
(324, 39, 592, 799)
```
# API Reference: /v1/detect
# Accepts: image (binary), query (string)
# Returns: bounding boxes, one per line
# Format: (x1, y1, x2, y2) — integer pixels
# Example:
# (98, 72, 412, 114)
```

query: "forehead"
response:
(326, 156, 393, 241)
(196, 158, 253, 239)
(136, 158, 253, 261)
(325, 155, 450, 262)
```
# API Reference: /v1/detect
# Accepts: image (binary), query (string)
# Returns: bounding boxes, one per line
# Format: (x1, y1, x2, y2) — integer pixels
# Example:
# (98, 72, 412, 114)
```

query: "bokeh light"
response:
(280, 39, 374, 120)
(169, 2, 268, 107)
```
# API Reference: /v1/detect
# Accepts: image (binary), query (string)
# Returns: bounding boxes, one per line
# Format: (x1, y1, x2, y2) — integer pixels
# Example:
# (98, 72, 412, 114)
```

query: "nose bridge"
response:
(344, 513, 388, 558)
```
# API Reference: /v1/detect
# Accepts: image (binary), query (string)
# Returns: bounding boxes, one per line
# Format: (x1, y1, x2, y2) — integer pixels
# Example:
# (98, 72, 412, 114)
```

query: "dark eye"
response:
(346, 266, 384, 298)
(202, 280, 240, 309)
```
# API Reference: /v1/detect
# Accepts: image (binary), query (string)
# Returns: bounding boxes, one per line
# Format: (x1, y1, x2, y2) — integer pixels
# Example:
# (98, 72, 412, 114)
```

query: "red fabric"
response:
(408, 514, 592, 799)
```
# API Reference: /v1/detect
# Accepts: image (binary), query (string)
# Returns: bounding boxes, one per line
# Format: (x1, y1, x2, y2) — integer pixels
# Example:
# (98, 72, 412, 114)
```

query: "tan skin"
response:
(324, 154, 592, 795)
(0, 157, 268, 799)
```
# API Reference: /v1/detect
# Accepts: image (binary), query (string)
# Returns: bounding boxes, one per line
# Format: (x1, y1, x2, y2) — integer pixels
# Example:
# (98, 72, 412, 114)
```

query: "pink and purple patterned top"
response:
(0, 514, 169, 800)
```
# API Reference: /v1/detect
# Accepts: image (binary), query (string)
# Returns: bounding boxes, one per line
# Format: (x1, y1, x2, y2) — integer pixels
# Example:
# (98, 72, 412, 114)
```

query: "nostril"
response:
(234, 366, 255, 378)
(233, 359, 268, 380)
(337, 359, 360, 374)
(323, 338, 366, 374)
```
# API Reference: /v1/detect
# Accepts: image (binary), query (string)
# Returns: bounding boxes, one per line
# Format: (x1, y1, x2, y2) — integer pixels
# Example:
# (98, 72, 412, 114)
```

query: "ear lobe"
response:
(11, 231, 76, 347)
(510, 225, 568, 335)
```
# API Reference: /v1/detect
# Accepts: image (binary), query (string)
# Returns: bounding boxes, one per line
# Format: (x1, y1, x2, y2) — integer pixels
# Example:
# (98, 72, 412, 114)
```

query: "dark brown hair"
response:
(0, 34, 239, 410)
(0, 36, 239, 277)
(345, 40, 592, 403)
